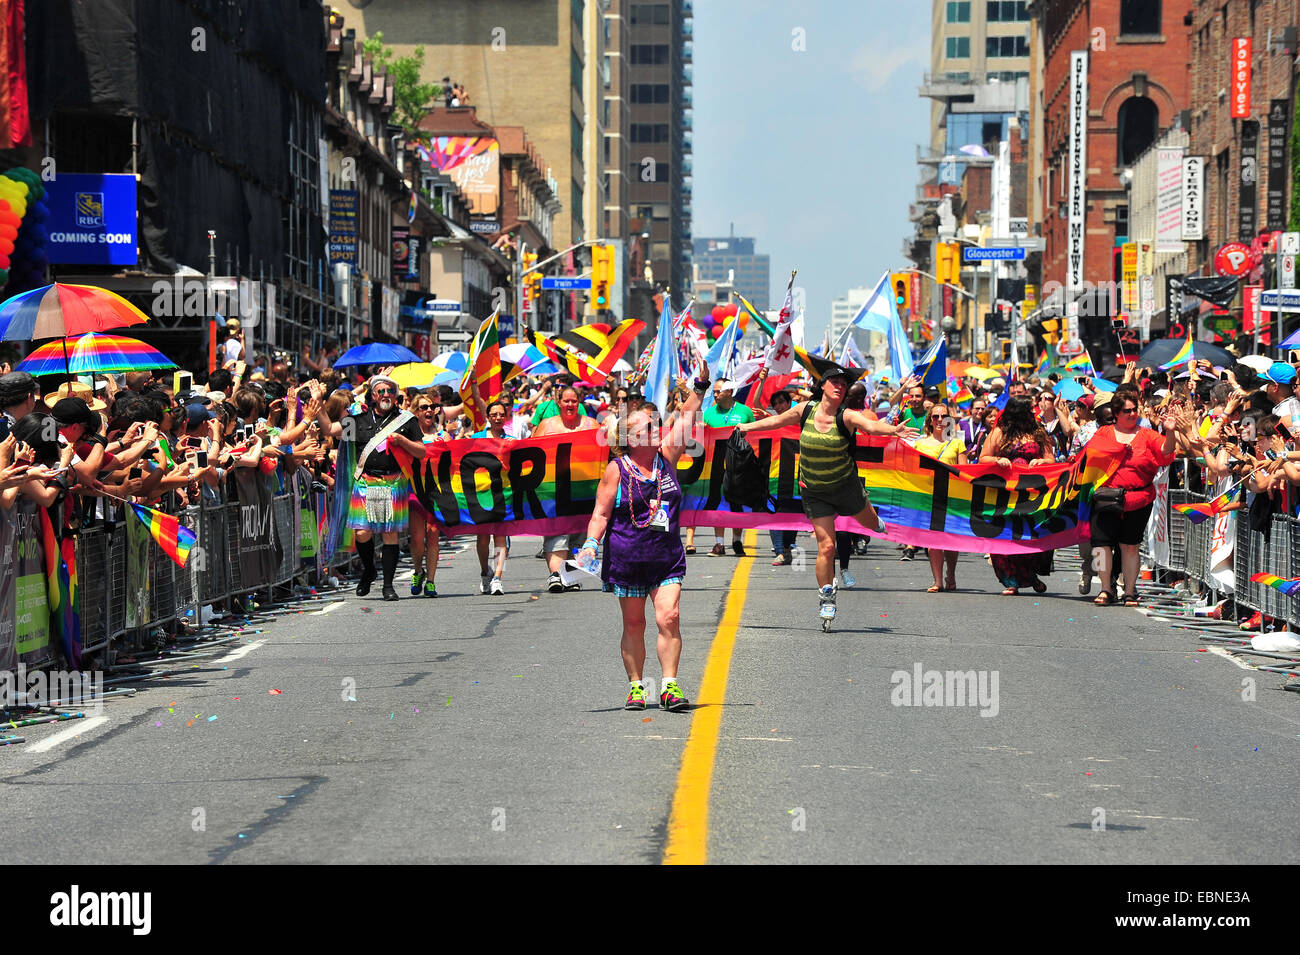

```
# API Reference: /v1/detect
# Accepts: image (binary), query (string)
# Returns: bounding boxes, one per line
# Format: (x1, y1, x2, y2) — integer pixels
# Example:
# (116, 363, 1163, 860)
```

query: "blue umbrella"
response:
(1054, 377, 1118, 401)
(332, 342, 423, 368)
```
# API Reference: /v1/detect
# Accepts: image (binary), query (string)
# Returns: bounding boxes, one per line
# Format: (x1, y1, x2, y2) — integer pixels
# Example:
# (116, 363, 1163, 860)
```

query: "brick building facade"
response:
(1038, 0, 1190, 306)
(1186, 0, 1300, 280)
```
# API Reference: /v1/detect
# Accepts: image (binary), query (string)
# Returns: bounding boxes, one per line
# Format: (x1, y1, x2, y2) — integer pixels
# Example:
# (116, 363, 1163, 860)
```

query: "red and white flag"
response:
(763, 271, 797, 374)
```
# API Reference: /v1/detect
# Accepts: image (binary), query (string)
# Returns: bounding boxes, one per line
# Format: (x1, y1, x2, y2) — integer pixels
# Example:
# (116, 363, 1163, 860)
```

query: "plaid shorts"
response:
(603, 576, 684, 598)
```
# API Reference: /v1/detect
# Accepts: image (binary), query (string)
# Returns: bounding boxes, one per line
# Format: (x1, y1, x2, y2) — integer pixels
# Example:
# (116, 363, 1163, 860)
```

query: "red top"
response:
(1087, 425, 1176, 511)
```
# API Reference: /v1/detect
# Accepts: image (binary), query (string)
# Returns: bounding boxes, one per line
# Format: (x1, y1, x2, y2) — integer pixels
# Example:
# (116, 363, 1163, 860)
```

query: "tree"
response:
(361, 32, 440, 134)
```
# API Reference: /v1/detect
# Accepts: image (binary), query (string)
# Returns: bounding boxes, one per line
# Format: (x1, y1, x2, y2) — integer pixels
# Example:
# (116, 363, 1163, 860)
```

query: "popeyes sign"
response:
(1214, 242, 1252, 276)
(1231, 38, 1251, 119)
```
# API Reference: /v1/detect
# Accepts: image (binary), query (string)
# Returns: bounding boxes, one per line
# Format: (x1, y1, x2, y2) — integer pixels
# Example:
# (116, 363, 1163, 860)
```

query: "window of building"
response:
(630, 83, 671, 103)
(946, 1, 970, 22)
(572, 180, 583, 228)
(985, 35, 1029, 57)
(1116, 96, 1158, 165)
(986, 1, 1028, 21)
(630, 44, 670, 64)
(1120, 0, 1160, 35)
(602, 55, 610, 90)
(630, 3, 669, 25)
(630, 161, 670, 182)
(604, 135, 611, 164)
(945, 36, 970, 58)
(573, 115, 584, 156)
(572, 50, 583, 92)
(630, 123, 670, 143)
(572, 0, 584, 26)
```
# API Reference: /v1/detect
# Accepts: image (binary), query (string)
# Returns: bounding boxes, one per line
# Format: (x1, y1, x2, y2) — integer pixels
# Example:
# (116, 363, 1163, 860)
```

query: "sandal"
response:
(1094, 590, 1115, 606)
(1031, 581, 1047, 594)
(1000, 587, 1019, 596)
(772, 553, 791, 566)
(927, 584, 944, 593)
(685, 546, 696, 555)
(945, 574, 957, 591)
(1122, 592, 1140, 607)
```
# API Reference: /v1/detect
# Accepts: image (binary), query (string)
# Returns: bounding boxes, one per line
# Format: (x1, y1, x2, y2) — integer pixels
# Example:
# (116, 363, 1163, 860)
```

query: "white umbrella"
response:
(1238, 354, 1273, 374)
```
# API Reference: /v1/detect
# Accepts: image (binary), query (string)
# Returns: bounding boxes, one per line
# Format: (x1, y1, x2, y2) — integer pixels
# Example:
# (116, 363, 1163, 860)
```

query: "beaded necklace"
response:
(624, 454, 662, 529)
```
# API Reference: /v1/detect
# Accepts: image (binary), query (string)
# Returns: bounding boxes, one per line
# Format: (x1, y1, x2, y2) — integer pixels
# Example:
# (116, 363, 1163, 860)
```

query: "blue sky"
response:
(693, 0, 931, 339)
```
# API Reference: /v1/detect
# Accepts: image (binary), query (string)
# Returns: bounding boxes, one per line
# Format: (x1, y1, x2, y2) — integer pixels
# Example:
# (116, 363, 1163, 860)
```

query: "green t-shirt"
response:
(902, 407, 926, 431)
(530, 399, 593, 427)
(702, 402, 756, 427)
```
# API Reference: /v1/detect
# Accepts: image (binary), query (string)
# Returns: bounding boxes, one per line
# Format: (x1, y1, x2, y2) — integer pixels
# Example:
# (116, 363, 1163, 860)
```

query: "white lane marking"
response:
(216, 639, 266, 662)
(311, 602, 344, 616)
(26, 716, 109, 753)
(1204, 645, 1257, 670)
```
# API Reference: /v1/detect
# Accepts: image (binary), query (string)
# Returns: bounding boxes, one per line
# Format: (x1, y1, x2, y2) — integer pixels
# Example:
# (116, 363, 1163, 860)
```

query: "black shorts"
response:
(1091, 502, 1152, 547)
(801, 480, 869, 520)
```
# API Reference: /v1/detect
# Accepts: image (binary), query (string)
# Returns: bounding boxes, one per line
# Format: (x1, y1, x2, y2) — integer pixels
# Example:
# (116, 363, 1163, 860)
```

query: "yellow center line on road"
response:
(662, 528, 757, 865)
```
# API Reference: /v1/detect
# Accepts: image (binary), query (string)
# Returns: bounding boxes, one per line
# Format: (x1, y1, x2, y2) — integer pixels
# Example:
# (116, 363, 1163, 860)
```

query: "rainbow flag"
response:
(408, 191, 418, 223)
(1172, 482, 1242, 524)
(385, 426, 1123, 554)
(1250, 572, 1300, 596)
(950, 386, 975, 411)
(460, 309, 503, 430)
(39, 509, 80, 669)
(1064, 352, 1095, 376)
(1158, 332, 1195, 371)
(1033, 349, 1051, 378)
(129, 502, 197, 567)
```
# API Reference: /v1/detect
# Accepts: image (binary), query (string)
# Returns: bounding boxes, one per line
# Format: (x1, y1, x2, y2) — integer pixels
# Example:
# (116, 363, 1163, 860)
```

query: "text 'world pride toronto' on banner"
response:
(389, 428, 1123, 556)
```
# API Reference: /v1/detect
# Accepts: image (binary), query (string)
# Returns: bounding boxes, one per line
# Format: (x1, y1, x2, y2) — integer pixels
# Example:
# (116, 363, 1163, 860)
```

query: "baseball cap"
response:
(1262, 361, 1297, 385)
(1077, 394, 1095, 410)
(51, 396, 97, 429)
(186, 403, 216, 428)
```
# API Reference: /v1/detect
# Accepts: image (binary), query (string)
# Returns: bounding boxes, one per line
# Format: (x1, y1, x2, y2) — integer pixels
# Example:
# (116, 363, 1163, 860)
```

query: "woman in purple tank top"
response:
(577, 368, 710, 713)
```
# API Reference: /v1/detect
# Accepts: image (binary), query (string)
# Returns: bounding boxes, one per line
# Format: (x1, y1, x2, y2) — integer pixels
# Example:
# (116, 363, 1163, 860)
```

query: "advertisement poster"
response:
(45, 172, 138, 266)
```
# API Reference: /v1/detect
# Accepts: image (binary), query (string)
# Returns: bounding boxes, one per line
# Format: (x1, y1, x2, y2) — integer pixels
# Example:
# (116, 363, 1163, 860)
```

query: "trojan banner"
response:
(395, 428, 1121, 555)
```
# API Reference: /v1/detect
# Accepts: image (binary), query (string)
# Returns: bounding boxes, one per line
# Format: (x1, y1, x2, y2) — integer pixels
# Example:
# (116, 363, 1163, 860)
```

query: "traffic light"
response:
(591, 244, 615, 310)
(935, 242, 960, 286)
(1000, 341, 1013, 362)
(521, 251, 542, 307)
(890, 272, 910, 314)
(1040, 318, 1061, 345)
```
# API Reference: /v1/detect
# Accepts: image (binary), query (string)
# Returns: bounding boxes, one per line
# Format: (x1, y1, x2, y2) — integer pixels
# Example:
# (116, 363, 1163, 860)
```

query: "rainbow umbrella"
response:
(0, 283, 149, 342)
(16, 332, 176, 376)
(390, 362, 462, 390)
(500, 342, 562, 376)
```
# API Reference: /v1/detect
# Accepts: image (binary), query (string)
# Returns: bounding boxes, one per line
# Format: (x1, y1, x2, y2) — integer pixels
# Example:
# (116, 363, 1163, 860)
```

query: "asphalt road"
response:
(2, 532, 1297, 864)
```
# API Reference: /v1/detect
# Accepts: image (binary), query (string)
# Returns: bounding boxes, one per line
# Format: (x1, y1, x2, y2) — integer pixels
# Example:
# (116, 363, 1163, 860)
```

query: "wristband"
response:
(583, 537, 600, 550)
(693, 379, 709, 395)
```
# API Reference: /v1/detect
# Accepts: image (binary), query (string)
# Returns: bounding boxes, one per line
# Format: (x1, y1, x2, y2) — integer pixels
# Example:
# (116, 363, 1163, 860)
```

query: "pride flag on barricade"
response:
(129, 502, 197, 567)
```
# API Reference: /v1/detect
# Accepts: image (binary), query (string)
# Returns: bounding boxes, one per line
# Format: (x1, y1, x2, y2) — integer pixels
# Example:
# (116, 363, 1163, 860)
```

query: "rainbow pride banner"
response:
(389, 427, 1123, 555)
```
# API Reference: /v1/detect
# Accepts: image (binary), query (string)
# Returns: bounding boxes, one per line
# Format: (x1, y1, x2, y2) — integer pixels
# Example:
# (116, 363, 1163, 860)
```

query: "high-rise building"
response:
(904, 2, 1032, 328)
(348, 2, 590, 253)
(626, 0, 692, 308)
(692, 233, 770, 310)
(591, 0, 633, 323)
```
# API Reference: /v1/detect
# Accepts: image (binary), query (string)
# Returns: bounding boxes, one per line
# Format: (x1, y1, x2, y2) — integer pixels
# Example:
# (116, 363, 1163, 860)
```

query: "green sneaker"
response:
(625, 683, 647, 710)
(659, 680, 689, 712)
(423, 578, 438, 598)
(410, 572, 425, 597)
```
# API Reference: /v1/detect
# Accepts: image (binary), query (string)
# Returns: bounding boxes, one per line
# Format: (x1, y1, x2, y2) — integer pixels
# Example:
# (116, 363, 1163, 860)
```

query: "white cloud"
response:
(847, 36, 929, 92)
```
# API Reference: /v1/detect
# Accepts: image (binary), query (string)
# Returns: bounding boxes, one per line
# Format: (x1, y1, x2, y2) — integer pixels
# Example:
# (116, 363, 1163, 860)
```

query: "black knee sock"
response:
(356, 537, 376, 575)
(381, 543, 399, 586)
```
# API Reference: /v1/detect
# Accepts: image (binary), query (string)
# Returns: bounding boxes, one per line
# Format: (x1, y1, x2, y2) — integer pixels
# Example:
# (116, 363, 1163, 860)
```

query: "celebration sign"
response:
(391, 428, 1123, 555)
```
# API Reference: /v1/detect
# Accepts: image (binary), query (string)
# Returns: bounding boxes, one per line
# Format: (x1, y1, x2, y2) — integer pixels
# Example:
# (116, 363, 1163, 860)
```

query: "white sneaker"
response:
(490, 577, 505, 596)
(840, 571, 856, 589)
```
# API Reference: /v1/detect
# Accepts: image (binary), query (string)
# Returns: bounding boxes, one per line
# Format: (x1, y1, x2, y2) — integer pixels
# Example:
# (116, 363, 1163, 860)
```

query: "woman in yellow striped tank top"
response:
(737, 365, 919, 627)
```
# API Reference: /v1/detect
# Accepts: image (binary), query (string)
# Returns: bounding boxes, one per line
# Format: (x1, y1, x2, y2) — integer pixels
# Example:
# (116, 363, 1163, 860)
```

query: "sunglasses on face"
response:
(372, 389, 394, 396)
